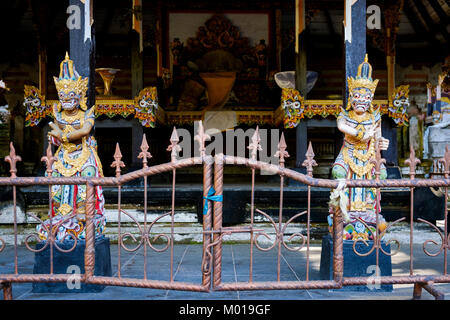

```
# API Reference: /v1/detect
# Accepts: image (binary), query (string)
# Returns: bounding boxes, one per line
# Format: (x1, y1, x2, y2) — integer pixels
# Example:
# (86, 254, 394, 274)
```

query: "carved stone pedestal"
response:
(320, 234, 393, 292)
(32, 237, 112, 293)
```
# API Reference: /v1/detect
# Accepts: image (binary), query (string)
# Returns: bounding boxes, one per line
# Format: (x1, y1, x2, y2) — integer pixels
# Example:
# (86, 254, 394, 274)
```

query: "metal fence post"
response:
(202, 156, 213, 289)
(2, 282, 12, 300)
(212, 154, 224, 289)
(84, 182, 95, 280)
(333, 207, 344, 286)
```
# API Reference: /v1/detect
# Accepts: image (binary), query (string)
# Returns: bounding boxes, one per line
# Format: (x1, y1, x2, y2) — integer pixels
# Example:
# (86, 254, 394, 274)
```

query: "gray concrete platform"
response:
(1, 241, 450, 301)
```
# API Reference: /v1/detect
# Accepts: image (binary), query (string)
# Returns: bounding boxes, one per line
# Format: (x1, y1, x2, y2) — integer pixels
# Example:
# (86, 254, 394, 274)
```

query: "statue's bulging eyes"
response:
(32, 98, 40, 107)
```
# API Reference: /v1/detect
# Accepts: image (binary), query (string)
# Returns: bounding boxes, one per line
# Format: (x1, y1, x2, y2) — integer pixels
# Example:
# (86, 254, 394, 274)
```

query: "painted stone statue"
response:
(37, 53, 106, 241)
(423, 63, 450, 161)
(328, 55, 389, 241)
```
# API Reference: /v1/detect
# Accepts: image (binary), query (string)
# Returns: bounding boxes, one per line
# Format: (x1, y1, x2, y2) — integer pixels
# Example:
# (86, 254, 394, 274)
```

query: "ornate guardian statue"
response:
(328, 55, 389, 241)
(37, 53, 106, 241)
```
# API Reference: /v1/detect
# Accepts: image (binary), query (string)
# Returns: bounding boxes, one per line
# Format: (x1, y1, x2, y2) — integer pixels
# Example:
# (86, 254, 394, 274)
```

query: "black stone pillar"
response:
(69, 0, 96, 108)
(295, 0, 308, 167)
(295, 121, 308, 167)
(131, 30, 144, 98)
(343, 0, 366, 108)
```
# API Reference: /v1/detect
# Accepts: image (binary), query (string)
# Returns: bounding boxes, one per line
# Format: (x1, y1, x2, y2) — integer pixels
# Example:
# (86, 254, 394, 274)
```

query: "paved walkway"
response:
(1, 241, 450, 301)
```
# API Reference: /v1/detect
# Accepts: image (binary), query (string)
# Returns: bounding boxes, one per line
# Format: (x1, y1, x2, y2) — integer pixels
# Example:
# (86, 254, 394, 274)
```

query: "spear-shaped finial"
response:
(138, 134, 152, 168)
(5, 142, 22, 178)
(274, 132, 289, 168)
(111, 143, 125, 177)
(167, 127, 181, 162)
(302, 141, 317, 177)
(41, 143, 56, 175)
(194, 121, 210, 158)
(248, 126, 262, 161)
(405, 145, 421, 179)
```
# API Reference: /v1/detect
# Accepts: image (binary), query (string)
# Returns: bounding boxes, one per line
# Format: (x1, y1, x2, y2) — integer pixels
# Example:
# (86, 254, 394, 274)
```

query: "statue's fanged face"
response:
(350, 87, 373, 114)
(58, 90, 81, 111)
(393, 97, 409, 109)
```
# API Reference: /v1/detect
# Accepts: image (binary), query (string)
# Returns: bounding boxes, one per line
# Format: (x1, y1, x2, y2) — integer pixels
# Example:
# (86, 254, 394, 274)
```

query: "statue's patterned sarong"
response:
(37, 53, 106, 241)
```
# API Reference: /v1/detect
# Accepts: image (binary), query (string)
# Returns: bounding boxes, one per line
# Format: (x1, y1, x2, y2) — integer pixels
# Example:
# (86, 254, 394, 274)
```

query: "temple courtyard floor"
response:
(1, 220, 450, 301)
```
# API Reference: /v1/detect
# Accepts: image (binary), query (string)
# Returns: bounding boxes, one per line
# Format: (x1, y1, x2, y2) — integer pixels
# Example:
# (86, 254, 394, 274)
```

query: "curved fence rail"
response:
(0, 123, 449, 300)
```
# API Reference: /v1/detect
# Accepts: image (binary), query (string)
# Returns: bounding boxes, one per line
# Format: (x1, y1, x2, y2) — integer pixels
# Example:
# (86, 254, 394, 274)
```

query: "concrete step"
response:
(9, 184, 442, 224)
(0, 208, 443, 247)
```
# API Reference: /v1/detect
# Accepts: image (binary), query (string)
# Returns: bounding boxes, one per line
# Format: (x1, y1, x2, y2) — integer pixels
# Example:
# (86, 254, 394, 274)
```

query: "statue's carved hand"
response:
(361, 124, 376, 142)
(379, 137, 389, 151)
(48, 122, 63, 141)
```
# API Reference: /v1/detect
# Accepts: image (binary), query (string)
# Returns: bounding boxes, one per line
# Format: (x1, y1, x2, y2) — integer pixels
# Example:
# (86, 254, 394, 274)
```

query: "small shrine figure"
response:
(328, 55, 389, 240)
(170, 37, 183, 66)
(255, 39, 267, 67)
(423, 61, 450, 160)
(37, 52, 106, 241)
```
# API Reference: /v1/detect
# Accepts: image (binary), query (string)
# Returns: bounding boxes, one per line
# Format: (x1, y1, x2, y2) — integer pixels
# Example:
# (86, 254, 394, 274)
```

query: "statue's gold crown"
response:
(53, 52, 89, 98)
(53, 52, 88, 110)
(393, 84, 409, 98)
(347, 54, 379, 94)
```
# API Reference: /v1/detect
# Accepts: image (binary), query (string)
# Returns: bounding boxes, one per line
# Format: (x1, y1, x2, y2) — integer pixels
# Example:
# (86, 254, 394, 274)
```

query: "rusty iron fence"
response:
(0, 123, 449, 300)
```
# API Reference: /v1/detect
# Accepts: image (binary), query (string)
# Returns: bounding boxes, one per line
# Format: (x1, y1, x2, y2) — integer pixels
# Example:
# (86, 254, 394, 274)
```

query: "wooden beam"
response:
(396, 46, 445, 64)
(131, 0, 144, 97)
(386, 54, 395, 97)
(412, 0, 450, 43)
(156, 0, 163, 77)
(428, 0, 450, 25)
(324, 8, 341, 51)
(69, 0, 96, 108)
(383, 1, 404, 165)
(295, 0, 307, 94)
(0, 0, 30, 60)
(101, 5, 115, 35)
(292, 33, 440, 45)
(30, 0, 49, 96)
(384, 1, 404, 97)
(324, 9, 336, 35)
(295, 0, 305, 55)
(38, 48, 47, 97)
(305, 0, 344, 10)
(275, 8, 282, 72)
(131, 30, 144, 97)
(403, 3, 445, 50)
